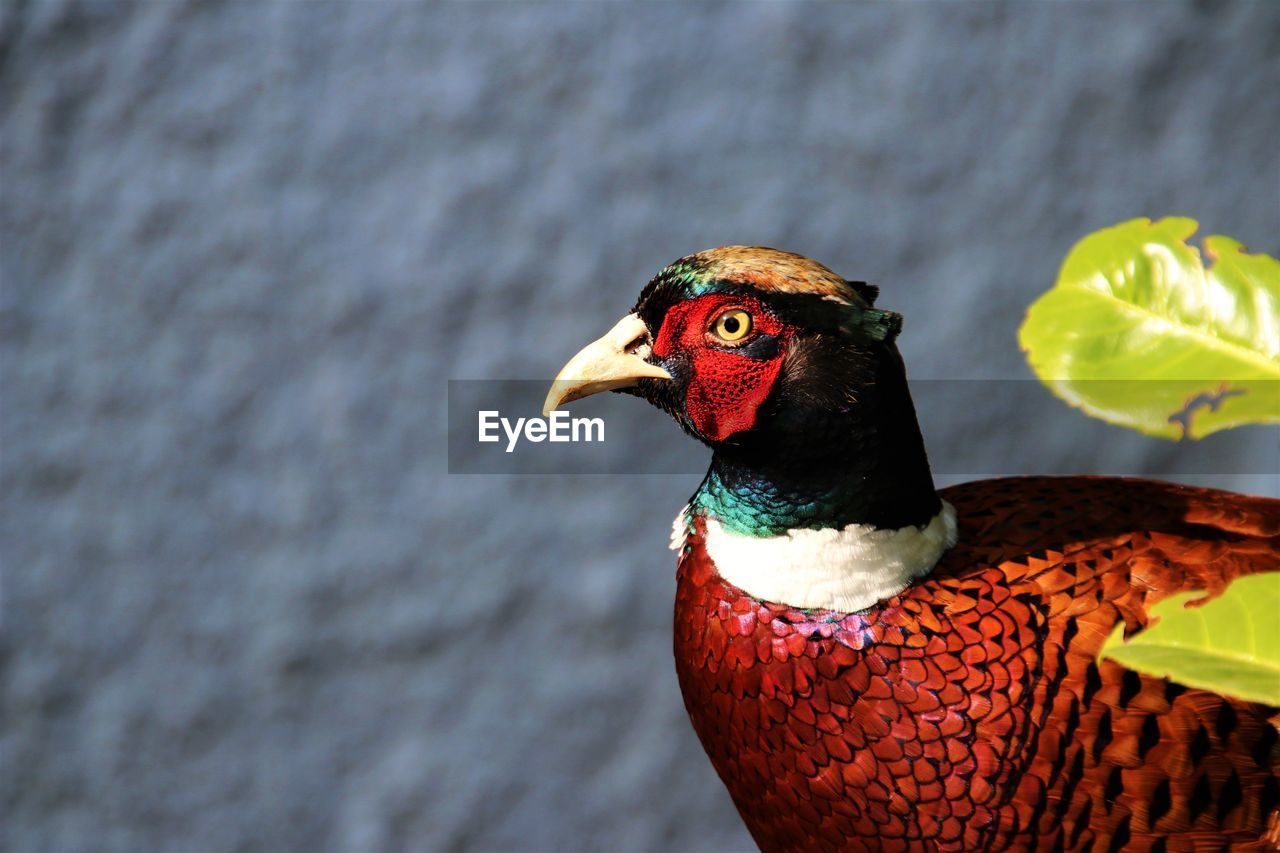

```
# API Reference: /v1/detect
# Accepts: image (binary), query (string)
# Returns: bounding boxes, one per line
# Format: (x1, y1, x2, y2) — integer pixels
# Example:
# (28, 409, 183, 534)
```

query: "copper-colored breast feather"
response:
(673, 476, 1280, 852)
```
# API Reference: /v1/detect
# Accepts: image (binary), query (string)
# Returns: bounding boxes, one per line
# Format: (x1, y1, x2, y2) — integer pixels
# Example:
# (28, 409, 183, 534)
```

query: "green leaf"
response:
(1100, 573, 1280, 706)
(1019, 217, 1280, 439)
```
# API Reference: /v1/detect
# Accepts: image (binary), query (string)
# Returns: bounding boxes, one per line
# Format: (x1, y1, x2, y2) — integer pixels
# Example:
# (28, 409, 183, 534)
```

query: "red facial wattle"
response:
(651, 294, 792, 442)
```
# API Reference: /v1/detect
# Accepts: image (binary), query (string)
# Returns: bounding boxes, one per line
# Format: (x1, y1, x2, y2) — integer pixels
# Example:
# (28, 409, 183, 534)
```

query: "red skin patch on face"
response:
(652, 294, 792, 442)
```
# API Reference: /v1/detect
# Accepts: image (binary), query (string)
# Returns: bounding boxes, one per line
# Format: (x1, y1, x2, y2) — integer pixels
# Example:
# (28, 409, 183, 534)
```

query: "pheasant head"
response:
(545, 247, 951, 610)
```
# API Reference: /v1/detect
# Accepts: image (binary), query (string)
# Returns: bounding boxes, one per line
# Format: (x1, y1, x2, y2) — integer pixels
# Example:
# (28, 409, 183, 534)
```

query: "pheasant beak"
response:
(543, 313, 671, 416)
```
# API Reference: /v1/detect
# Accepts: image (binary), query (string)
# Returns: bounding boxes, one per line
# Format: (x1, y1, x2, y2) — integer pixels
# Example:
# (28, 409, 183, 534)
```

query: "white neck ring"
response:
(690, 501, 958, 612)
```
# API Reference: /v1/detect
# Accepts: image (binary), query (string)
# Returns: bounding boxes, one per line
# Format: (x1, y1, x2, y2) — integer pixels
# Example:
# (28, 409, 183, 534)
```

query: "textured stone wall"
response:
(2, 1, 1277, 850)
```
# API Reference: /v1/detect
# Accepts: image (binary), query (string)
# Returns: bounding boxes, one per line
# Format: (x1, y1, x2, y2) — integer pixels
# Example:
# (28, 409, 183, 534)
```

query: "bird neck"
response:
(690, 359, 941, 538)
(683, 366, 955, 613)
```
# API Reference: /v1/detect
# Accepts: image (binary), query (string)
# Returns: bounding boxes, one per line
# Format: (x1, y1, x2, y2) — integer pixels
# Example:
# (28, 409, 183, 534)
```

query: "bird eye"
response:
(710, 308, 753, 344)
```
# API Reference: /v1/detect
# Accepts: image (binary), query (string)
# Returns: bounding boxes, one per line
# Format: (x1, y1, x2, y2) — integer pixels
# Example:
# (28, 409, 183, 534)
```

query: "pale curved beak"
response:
(543, 313, 671, 416)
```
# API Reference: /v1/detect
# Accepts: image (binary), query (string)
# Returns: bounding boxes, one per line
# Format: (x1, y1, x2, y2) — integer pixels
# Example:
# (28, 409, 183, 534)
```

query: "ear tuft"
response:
(845, 280, 880, 305)
(836, 306, 902, 345)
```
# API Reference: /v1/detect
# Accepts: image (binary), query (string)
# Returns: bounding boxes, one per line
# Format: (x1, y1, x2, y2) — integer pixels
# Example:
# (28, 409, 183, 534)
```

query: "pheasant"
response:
(544, 247, 1280, 852)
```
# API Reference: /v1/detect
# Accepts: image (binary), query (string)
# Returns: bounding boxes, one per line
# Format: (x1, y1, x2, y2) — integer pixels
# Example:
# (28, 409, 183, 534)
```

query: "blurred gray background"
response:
(3, 1, 1278, 851)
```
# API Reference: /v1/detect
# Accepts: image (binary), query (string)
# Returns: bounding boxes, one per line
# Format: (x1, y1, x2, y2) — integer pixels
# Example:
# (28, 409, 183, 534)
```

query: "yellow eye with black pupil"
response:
(711, 309, 753, 343)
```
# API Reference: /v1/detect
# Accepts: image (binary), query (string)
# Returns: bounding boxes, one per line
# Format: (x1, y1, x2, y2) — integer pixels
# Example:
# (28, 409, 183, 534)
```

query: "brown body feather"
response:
(674, 476, 1280, 851)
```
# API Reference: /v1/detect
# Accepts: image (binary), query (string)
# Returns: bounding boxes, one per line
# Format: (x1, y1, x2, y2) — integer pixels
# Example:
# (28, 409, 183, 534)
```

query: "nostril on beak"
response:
(624, 332, 652, 359)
